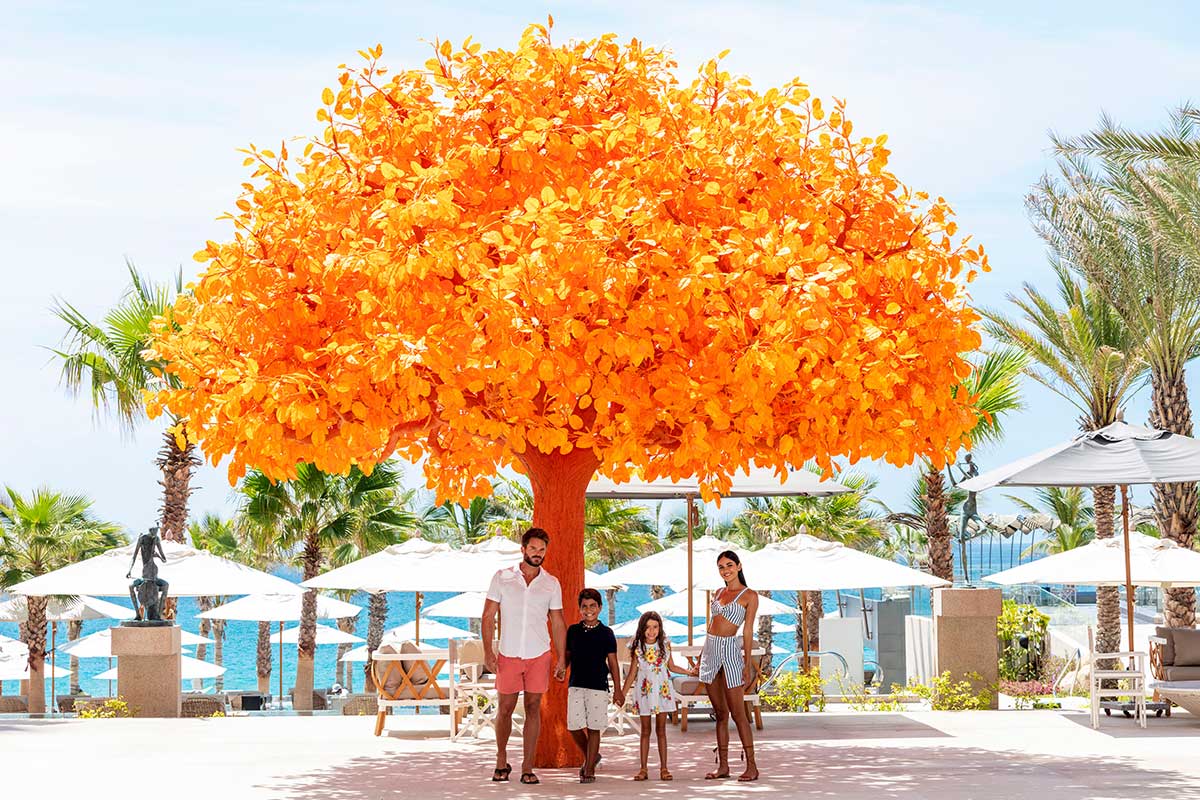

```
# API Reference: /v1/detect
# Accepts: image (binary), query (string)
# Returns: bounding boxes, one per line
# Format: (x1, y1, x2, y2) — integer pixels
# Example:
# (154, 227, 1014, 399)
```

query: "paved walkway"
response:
(6, 708, 1200, 798)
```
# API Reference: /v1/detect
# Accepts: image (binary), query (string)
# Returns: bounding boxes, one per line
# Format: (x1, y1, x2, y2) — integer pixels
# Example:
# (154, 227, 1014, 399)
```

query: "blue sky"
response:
(3, 1, 1200, 532)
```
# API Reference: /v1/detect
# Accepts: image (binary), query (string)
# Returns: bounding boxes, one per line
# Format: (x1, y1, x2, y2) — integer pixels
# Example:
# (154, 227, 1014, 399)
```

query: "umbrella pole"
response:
(800, 590, 810, 673)
(687, 495, 695, 647)
(107, 657, 112, 698)
(416, 592, 422, 646)
(51, 621, 57, 715)
(1121, 485, 1135, 656)
(278, 621, 284, 711)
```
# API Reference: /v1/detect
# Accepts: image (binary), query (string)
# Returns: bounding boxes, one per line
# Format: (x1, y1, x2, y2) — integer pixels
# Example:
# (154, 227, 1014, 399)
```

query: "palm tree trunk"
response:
(605, 588, 618, 626)
(650, 585, 666, 600)
(21, 597, 47, 714)
(365, 593, 387, 693)
(1092, 485, 1122, 661)
(1151, 368, 1197, 627)
(925, 467, 954, 582)
(805, 590, 823, 652)
(294, 530, 322, 711)
(213, 619, 225, 692)
(335, 616, 358, 691)
(156, 427, 199, 543)
(256, 621, 272, 694)
(756, 590, 773, 674)
(68, 620, 83, 696)
(194, 596, 213, 691)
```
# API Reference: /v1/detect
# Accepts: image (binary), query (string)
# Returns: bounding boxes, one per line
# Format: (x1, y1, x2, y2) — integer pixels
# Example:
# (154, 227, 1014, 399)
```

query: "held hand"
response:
(612, 689, 625, 708)
(690, 665, 700, 677)
(554, 659, 567, 682)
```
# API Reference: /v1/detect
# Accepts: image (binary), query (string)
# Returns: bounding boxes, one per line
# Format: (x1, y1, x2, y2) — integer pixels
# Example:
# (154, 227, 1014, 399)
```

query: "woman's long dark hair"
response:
(717, 550, 747, 588)
(630, 611, 669, 660)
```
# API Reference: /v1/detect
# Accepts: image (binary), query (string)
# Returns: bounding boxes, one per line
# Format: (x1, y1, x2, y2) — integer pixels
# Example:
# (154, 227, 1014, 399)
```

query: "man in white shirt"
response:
(483, 527, 567, 785)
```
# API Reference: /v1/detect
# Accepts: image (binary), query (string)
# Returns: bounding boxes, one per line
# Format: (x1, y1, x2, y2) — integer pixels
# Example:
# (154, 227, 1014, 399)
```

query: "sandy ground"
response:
(5, 707, 1200, 799)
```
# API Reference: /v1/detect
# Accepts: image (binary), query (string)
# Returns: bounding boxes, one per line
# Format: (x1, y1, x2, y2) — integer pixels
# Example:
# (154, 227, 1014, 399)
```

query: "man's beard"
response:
(523, 555, 543, 568)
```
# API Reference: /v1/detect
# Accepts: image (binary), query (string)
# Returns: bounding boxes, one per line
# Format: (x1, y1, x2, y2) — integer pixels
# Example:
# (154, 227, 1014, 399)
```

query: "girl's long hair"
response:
(717, 550, 747, 588)
(630, 611, 669, 661)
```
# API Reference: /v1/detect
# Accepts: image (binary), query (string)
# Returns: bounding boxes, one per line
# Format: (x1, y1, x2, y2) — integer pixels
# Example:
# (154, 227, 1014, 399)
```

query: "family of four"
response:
(482, 527, 760, 785)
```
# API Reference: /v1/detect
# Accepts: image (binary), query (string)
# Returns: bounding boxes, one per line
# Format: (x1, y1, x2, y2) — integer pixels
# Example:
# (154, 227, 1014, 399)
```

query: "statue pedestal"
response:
(932, 588, 1001, 709)
(112, 625, 181, 718)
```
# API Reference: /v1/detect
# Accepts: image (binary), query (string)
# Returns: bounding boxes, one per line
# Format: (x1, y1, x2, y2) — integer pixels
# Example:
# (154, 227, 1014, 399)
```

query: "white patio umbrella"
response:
(271, 623, 364, 646)
(0, 650, 68, 681)
(963, 421, 1200, 651)
(986, 532, 1200, 587)
(339, 619, 473, 664)
(423, 568, 621, 621)
(0, 632, 27, 657)
(589, 464, 851, 643)
(60, 627, 213, 658)
(0, 595, 136, 711)
(637, 588, 796, 618)
(6, 540, 301, 597)
(93, 654, 225, 682)
(199, 592, 361, 708)
(611, 616, 693, 638)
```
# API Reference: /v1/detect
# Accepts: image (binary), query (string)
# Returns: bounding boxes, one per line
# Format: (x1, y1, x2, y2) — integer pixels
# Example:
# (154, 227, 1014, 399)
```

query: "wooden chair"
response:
(449, 639, 500, 739)
(1088, 627, 1147, 729)
(370, 641, 451, 736)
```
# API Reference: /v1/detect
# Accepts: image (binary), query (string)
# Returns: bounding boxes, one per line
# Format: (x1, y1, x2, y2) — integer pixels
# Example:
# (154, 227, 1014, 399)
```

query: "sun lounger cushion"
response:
(1163, 665, 1200, 681)
(1172, 629, 1200, 667)
(400, 641, 429, 686)
(672, 676, 703, 696)
(1155, 626, 1194, 665)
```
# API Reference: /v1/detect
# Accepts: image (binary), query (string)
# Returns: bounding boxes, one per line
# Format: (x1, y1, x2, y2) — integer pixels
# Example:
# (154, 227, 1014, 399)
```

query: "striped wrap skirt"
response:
(699, 634, 745, 688)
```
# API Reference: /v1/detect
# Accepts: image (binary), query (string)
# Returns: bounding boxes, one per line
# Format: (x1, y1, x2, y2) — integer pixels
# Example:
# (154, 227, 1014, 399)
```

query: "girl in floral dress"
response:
(620, 611, 697, 781)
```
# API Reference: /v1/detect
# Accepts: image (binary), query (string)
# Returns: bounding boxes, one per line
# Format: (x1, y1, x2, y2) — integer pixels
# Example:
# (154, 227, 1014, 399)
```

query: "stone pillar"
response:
(932, 587, 1001, 709)
(111, 625, 181, 718)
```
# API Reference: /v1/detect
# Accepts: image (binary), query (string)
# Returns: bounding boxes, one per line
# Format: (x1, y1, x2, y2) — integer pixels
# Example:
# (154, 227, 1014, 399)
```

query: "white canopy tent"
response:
(0, 650, 68, 681)
(93, 654, 225, 682)
(270, 624, 364, 646)
(963, 421, 1200, 651)
(588, 465, 851, 644)
(199, 592, 361, 708)
(637, 588, 796, 618)
(6, 540, 301, 597)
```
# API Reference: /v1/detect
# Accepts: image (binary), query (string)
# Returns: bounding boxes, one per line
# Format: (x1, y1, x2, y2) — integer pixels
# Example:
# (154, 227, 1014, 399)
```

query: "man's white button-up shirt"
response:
(486, 564, 563, 659)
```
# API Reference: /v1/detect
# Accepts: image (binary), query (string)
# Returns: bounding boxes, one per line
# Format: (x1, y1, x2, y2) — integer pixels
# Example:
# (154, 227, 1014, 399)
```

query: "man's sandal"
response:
(520, 773, 540, 785)
(491, 764, 512, 782)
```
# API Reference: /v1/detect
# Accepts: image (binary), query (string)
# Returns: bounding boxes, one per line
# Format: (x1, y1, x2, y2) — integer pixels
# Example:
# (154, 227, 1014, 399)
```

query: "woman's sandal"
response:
(705, 746, 731, 780)
(633, 768, 648, 781)
(519, 772, 540, 785)
(738, 747, 759, 782)
(491, 764, 512, 782)
(660, 768, 673, 781)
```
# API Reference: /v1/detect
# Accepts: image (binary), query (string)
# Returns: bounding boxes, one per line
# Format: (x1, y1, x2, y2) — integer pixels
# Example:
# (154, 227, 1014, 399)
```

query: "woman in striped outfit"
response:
(698, 550, 760, 781)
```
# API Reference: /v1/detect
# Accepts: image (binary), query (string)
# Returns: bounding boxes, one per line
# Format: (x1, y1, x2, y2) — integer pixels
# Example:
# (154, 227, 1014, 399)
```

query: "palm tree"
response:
(51, 264, 198, 546)
(187, 513, 240, 690)
(0, 488, 124, 713)
(732, 467, 882, 654)
(985, 253, 1145, 656)
(875, 472, 967, 571)
(1034, 122, 1200, 625)
(583, 500, 659, 625)
(924, 348, 1028, 582)
(238, 462, 409, 710)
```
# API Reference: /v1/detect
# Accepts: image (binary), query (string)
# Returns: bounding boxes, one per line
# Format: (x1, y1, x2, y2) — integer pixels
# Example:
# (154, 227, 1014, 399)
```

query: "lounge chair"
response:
(371, 640, 451, 736)
(1088, 627, 1147, 729)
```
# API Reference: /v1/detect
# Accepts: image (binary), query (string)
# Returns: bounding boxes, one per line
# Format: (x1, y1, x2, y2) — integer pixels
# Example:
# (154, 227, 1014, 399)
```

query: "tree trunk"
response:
(925, 467, 954, 582)
(1092, 485, 1122, 661)
(605, 588, 617, 626)
(156, 427, 199, 543)
(21, 596, 47, 714)
(68, 620, 83, 696)
(194, 596, 213, 691)
(649, 585, 666, 600)
(213, 619, 226, 692)
(294, 530, 322, 711)
(523, 447, 599, 769)
(795, 590, 823, 652)
(335, 616, 358, 691)
(756, 589, 773, 676)
(256, 621, 272, 694)
(1151, 368, 1197, 627)
(364, 593, 388, 693)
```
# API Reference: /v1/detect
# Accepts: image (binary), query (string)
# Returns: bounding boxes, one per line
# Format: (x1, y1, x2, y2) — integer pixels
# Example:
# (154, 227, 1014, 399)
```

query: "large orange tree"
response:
(149, 22, 986, 766)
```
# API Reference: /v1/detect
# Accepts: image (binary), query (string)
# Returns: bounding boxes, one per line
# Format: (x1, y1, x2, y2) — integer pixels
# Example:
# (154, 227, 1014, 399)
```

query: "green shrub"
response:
(78, 697, 135, 719)
(997, 601, 1049, 681)
(906, 671, 993, 711)
(762, 668, 826, 712)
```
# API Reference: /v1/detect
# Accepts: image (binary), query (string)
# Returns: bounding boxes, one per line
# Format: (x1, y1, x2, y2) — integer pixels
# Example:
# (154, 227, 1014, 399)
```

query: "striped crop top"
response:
(710, 587, 749, 627)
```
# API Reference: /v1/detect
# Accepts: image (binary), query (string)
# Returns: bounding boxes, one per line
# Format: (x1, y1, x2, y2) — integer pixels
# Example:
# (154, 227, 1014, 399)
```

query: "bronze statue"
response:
(947, 454, 985, 584)
(126, 526, 169, 622)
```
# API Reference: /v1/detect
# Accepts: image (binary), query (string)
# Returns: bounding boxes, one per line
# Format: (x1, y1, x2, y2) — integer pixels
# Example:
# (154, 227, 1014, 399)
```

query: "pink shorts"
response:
(496, 650, 554, 695)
